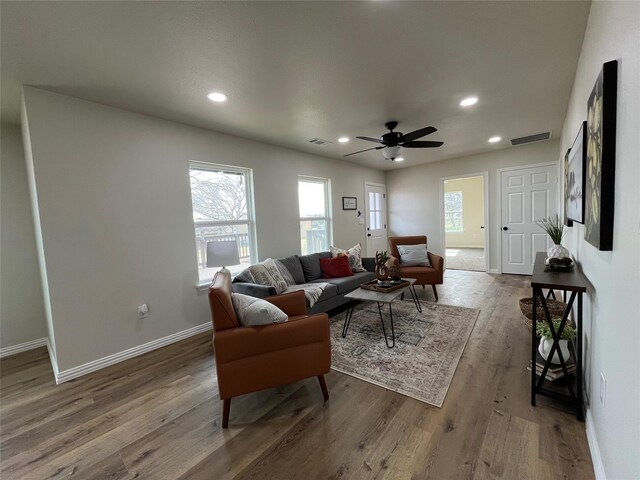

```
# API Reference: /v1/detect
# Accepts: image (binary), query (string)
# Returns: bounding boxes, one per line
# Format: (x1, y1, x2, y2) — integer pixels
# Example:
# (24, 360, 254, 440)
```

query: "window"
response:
(189, 162, 257, 283)
(444, 191, 464, 232)
(298, 176, 332, 255)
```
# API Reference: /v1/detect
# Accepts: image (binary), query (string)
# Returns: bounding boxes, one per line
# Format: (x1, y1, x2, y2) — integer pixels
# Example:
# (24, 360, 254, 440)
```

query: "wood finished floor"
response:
(0, 271, 594, 480)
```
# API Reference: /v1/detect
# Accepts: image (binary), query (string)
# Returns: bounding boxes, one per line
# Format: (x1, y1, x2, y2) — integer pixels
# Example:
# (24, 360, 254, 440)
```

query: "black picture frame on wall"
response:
(566, 121, 586, 224)
(342, 196, 357, 210)
(585, 60, 617, 251)
(563, 147, 573, 227)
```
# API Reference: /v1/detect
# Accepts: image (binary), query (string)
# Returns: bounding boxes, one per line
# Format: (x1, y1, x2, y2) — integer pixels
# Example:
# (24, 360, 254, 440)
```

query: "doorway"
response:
(364, 182, 387, 257)
(498, 163, 558, 275)
(441, 174, 488, 272)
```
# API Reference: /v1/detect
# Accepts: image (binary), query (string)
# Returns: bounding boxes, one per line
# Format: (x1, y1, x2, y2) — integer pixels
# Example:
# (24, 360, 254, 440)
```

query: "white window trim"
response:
(298, 175, 333, 253)
(189, 161, 258, 289)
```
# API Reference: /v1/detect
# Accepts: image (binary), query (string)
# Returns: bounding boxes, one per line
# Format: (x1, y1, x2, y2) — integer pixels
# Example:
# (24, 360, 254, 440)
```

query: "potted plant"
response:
(537, 214, 570, 260)
(536, 319, 576, 364)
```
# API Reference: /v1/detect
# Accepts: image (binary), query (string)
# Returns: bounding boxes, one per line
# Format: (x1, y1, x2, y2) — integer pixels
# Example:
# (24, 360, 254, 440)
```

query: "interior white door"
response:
(500, 164, 558, 275)
(365, 183, 387, 256)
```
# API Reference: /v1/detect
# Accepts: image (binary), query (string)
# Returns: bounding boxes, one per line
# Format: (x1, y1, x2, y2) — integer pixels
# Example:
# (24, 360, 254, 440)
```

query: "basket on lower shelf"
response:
(519, 297, 571, 333)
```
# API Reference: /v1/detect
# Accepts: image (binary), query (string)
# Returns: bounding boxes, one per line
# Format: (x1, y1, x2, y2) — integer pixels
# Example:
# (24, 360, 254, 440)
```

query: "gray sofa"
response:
(232, 252, 376, 314)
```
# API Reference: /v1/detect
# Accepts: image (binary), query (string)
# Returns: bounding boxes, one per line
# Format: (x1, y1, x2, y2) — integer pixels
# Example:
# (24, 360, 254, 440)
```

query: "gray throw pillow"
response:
(231, 293, 288, 326)
(397, 244, 431, 267)
(233, 267, 254, 284)
(299, 253, 322, 281)
(275, 259, 296, 286)
(276, 255, 305, 284)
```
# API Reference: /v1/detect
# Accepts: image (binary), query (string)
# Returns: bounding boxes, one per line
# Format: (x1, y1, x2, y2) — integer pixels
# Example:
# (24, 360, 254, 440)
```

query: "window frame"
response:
(189, 161, 258, 285)
(297, 175, 332, 254)
(444, 190, 464, 233)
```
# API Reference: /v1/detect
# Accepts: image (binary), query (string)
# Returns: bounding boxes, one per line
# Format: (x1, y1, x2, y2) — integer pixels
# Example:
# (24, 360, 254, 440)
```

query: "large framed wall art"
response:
(585, 60, 617, 251)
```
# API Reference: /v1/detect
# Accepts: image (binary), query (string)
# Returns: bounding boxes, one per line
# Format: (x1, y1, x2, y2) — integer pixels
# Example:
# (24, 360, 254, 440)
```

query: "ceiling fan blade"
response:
(403, 140, 444, 148)
(343, 146, 383, 157)
(355, 136, 385, 144)
(401, 126, 437, 143)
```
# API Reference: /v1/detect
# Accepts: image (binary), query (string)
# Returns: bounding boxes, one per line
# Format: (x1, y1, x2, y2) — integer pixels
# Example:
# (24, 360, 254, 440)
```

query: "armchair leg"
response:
(317, 375, 329, 401)
(431, 285, 439, 301)
(222, 398, 231, 428)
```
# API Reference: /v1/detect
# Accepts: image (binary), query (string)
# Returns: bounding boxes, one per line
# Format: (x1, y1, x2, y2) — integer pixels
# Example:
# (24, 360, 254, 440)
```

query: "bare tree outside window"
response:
(189, 165, 256, 282)
(444, 191, 464, 232)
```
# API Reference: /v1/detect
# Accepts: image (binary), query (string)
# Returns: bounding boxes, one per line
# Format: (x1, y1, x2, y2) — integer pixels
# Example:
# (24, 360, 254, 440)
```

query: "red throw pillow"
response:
(320, 256, 354, 278)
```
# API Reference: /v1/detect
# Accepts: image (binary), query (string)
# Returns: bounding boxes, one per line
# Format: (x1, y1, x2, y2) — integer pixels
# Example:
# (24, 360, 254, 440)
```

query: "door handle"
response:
(503, 227, 509, 231)
(367, 233, 372, 237)
(480, 226, 485, 229)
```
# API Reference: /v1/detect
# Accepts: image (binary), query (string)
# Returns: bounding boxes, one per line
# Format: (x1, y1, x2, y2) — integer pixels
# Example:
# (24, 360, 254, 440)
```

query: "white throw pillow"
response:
(330, 243, 366, 272)
(231, 293, 288, 326)
(397, 244, 431, 267)
(249, 258, 288, 293)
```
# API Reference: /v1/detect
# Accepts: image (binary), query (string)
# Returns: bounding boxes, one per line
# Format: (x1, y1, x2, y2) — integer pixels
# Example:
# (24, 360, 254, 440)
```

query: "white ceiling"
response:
(1, 1, 590, 170)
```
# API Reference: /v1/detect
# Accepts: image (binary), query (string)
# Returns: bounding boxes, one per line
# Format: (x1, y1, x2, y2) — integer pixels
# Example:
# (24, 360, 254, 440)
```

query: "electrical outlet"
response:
(137, 304, 149, 319)
(600, 372, 606, 407)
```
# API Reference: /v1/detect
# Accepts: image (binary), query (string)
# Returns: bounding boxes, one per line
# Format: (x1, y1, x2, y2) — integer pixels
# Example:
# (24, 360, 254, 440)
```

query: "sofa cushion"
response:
(274, 259, 296, 286)
(249, 259, 288, 294)
(397, 244, 431, 267)
(276, 255, 305, 285)
(231, 293, 288, 326)
(314, 271, 375, 294)
(330, 243, 366, 272)
(320, 256, 354, 278)
(316, 283, 338, 303)
(299, 253, 322, 281)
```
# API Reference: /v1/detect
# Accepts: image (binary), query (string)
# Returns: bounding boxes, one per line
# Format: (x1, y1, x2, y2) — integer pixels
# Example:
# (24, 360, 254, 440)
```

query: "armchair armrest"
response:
(427, 251, 444, 282)
(213, 313, 330, 365)
(231, 282, 276, 298)
(264, 290, 308, 316)
(388, 255, 400, 268)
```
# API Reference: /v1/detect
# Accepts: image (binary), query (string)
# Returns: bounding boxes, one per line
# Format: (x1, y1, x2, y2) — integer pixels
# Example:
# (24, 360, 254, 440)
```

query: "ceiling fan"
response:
(345, 121, 443, 161)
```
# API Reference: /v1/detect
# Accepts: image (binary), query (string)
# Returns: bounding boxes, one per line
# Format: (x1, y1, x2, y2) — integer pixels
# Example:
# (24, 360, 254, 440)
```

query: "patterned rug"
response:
(330, 300, 480, 407)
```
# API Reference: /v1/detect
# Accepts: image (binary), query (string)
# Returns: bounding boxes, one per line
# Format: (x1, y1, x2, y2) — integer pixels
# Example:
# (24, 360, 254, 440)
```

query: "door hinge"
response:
(384, 224, 387, 229)
(383, 193, 386, 199)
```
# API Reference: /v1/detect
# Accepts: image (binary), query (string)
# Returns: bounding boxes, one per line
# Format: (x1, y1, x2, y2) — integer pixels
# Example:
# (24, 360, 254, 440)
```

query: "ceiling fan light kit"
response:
(345, 120, 444, 161)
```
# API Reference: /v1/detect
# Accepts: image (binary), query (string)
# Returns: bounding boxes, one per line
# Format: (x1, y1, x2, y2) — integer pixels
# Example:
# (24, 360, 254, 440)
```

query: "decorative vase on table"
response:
(547, 243, 571, 260)
(375, 251, 390, 281)
(538, 337, 571, 364)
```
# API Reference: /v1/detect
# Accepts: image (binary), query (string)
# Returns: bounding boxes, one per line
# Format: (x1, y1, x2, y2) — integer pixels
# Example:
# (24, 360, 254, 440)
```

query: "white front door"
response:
(365, 182, 387, 256)
(500, 164, 558, 275)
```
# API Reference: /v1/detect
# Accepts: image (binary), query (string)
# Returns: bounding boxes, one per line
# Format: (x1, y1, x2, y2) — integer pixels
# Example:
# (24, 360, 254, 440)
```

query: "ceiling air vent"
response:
(510, 132, 552, 146)
(307, 137, 332, 146)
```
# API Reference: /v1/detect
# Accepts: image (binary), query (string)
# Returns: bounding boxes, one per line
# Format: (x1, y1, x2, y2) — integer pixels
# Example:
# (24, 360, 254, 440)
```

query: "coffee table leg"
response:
(342, 302, 355, 338)
(377, 302, 396, 348)
(408, 285, 422, 313)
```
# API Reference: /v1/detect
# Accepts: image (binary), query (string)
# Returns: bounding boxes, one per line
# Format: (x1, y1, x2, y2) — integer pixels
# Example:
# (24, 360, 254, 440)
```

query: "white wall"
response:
(559, 3, 640, 479)
(444, 176, 485, 248)
(21, 87, 385, 372)
(385, 141, 560, 271)
(0, 123, 47, 349)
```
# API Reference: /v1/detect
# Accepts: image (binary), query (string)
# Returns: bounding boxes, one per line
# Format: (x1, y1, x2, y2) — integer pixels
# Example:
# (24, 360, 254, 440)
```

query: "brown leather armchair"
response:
(208, 271, 331, 428)
(388, 236, 444, 301)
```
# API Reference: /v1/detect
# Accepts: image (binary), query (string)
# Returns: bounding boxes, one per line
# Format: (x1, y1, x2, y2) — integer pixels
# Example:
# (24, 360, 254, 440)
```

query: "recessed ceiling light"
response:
(488, 136, 501, 143)
(395, 157, 404, 162)
(338, 137, 350, 143)
(460, 96, 478, 107)
(207, 92, 227, 103)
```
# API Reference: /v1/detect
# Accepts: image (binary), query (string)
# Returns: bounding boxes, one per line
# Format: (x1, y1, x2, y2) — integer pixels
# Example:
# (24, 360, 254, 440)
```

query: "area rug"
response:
(330, 300, 480, 407)
(446, 247, 486, 272)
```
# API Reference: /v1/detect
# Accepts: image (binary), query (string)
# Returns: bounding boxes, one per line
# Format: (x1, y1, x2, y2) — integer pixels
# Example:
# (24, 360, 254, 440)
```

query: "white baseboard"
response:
(487, 268, 500, 274)
(586, 408, 606, 480)
(0, 337, 47, 358)
(54, 322, 212, 384)
(46, 338, 60, 379)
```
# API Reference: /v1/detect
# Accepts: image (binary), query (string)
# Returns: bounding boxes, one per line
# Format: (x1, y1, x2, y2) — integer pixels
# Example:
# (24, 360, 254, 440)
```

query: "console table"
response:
(531, 251, 586, 421)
